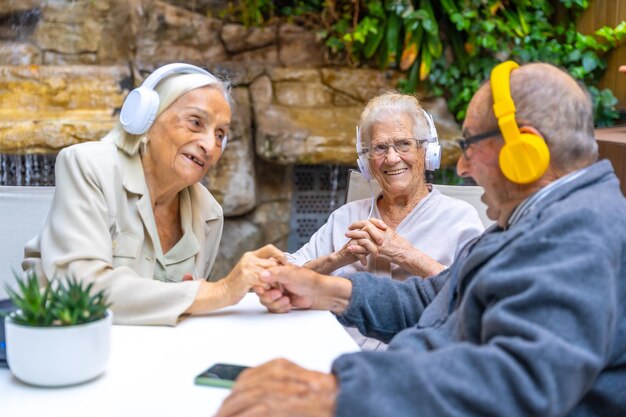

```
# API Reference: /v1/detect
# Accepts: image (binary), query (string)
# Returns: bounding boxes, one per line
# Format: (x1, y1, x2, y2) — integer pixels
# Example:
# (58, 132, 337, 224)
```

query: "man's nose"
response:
(456, 153, 470, 178)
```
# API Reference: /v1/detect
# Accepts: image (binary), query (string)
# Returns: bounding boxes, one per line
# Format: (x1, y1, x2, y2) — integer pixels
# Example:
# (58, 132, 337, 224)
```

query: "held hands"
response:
(216, 358, 338, 417)
(186, 245, 288, 315)
(221, 244, 287, 305)
(253, 265, 321, 313)
(254, 265, 352, 315)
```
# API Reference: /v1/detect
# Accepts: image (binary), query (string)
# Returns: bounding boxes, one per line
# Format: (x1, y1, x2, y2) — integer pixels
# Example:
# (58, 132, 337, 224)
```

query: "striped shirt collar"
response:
(507, 165, 592, 228)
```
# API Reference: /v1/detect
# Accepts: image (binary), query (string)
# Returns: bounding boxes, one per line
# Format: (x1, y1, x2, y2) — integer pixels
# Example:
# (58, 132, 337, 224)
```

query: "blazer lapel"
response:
(118, 149, 160, 254)
(189, 183, 222, 278)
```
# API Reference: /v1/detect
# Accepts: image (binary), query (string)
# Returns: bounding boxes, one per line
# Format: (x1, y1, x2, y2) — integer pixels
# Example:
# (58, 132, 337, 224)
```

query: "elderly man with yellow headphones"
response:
(219, 61, 626, 417)
(24, 63, 284, 326)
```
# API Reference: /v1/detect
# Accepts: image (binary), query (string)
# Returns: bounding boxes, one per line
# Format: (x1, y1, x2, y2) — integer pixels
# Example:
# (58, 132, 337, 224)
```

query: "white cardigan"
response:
(288, 188, 484, 280)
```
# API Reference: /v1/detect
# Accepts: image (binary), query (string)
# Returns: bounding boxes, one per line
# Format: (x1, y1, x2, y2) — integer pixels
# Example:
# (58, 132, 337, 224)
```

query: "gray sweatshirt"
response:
(333, 160, 626, 417)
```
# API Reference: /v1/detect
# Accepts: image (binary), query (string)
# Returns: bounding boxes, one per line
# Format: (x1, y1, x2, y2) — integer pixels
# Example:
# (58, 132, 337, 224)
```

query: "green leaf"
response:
(582, 51, 599, 72)
(385, 12, 401, 65)
(595, 26, 616, 44)
(419, 47, 432, 81)
(518, 9, 529, 36)
(407, 58, 419, 92)
(400, 27, 423, 71)
(419, 0, 439, 36)
(501, 9, 525, 38)
(427, 33, 443, 58)
(567, 49, 582, 62)
(439, 0, 458, 15)
(364, 20, 386, 58)
(6, 272, 110, 326)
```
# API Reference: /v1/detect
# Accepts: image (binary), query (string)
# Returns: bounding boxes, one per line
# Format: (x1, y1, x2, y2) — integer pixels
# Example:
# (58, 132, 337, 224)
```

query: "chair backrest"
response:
(0, 186, 55, 299)
(433, 184, 493, 228)
(346, 170, 493, 228)
(346, 169, 380, 203)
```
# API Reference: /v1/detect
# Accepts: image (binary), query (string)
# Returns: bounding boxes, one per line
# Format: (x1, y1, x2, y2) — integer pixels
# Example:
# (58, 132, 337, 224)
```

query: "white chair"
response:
(346, 170, 493, 228)
(0, 186, 55, 299)
(433, 184, 493, 228)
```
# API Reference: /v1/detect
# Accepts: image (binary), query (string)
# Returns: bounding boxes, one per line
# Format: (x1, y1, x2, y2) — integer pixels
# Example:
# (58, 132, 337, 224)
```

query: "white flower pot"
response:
(4, 311, 113, 387)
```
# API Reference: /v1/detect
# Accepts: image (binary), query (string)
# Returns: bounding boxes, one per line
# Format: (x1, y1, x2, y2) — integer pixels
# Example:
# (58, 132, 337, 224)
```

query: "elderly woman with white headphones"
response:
(24, 63, 284, 326)
(288, 92, 484, 282)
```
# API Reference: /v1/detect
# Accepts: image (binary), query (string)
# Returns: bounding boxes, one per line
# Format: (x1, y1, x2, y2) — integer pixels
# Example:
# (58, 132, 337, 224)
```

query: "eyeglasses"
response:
(361, 138, 428, 159)
(457, 129, 501, 159)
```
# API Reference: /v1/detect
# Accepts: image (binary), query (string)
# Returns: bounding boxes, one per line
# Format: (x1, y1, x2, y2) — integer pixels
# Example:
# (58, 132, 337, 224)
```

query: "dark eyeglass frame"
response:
(457, 129, 501, 153)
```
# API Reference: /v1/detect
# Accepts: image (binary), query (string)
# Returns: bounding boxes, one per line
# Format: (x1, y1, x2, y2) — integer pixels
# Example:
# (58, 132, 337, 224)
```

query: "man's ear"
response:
(519, 125, 543, 138)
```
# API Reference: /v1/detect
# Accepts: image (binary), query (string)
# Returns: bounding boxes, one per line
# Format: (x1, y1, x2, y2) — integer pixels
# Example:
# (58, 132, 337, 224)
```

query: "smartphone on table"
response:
(194, 363, 249, 389)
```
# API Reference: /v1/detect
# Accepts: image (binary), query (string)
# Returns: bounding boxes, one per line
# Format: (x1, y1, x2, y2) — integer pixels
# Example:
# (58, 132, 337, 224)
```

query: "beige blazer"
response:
(23, 139, 224, 326)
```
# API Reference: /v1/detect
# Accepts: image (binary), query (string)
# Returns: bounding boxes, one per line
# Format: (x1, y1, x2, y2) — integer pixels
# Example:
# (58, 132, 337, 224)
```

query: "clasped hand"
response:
(343, 218, 411, 264)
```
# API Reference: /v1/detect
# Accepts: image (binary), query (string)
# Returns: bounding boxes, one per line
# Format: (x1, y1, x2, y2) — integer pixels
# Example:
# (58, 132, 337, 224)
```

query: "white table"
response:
(1, 294, 359, 416)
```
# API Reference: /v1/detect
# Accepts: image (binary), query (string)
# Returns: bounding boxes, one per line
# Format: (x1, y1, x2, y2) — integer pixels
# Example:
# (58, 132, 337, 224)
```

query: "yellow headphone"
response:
(491, 61, 550, 184)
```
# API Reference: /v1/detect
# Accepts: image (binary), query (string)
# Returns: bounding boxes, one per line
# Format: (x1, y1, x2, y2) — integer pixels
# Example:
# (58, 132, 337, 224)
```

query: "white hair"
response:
(359, 91, 430, 149)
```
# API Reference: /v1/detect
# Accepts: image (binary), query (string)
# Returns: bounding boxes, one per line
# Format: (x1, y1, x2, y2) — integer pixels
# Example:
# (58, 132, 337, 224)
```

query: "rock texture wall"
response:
(0, 0, 462, 275)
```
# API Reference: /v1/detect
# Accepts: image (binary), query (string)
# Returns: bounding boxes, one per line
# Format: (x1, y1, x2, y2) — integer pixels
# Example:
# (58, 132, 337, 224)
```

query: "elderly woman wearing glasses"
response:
(287, 92, 484, 281)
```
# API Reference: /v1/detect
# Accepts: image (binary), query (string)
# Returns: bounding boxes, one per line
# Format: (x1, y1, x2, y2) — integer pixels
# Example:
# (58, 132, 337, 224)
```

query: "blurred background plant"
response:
(223, 0, 626, 126)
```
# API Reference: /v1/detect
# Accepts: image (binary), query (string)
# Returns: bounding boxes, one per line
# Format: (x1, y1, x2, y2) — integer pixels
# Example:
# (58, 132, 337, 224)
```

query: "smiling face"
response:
(142, 86, 231, 192)
(368, 113, 428, 199)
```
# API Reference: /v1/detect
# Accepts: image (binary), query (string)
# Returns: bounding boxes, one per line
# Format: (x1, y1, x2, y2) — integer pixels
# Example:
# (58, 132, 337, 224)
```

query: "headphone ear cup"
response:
(120, 87, 160, 135)
(499, 133, 550, 184)
(357, 156, 372, 182)
(425, 143, 441, 171)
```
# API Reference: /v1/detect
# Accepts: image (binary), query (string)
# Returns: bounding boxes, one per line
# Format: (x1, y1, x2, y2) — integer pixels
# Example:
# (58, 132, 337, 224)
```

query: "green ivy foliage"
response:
(232, 0, 625, 126)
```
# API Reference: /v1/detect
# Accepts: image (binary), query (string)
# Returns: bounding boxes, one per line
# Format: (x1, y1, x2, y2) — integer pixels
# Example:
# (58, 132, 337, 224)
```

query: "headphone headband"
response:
(491, 61, 518, 118)
(140, 63, 215, 90)
(490, 61, 550, 184)
(422, 109, 438, 142)
(120, 63, 217, 136)
(490, 61, 522, 145)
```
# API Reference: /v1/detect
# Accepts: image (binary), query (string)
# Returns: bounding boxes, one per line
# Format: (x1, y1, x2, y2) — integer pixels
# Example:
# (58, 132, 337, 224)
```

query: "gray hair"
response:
(105, 71, 232, 156)
(358, 91, 431, 150)
(511, 64, 597, 171)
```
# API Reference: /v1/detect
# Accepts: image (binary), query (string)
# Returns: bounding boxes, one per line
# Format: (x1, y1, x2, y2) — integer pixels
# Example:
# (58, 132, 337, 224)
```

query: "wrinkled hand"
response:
(253, 265, 321, 313)
(335, 238, 368, 267)
(222, 245, 287, 305)
(344, 218, 413, 263)
(215, 358, 338, 417)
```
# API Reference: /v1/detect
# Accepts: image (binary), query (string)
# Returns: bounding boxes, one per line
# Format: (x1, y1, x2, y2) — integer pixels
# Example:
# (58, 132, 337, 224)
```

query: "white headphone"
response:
(356, 109, 441, 181)
(119, 63, 227, 149)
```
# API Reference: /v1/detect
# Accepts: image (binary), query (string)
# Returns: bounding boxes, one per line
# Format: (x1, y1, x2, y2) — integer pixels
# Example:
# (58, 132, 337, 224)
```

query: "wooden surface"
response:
(577, 1, 626, 110)
(596, 126, 626, 196)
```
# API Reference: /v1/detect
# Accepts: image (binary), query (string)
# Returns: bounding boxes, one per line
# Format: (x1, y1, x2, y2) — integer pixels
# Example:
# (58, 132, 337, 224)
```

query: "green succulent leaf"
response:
(5, 272, 111, 327)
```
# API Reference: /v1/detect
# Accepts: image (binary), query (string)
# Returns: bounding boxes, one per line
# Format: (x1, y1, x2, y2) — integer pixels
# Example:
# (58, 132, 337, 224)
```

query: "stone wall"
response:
(0, 0, 462, 275)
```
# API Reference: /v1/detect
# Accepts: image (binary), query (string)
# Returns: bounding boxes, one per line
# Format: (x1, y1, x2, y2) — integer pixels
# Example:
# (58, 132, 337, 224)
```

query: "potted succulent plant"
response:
(3, 272, 112, 387)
